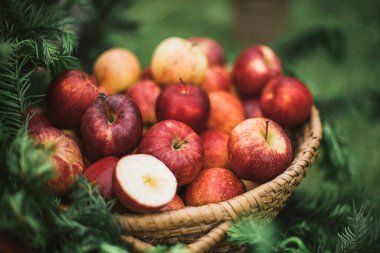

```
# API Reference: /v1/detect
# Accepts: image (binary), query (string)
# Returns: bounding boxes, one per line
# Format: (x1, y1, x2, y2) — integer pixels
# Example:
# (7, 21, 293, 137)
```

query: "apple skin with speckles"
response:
(137, 120, 203, 186)
(30, 127, 84, 196)
(24, 106, 54, 133)
(46, 70, 99, 129)
(185, 168, 245, 206)
(81, 94, 143, 161)
(228, 118, 292, 183)
(199, 129, 229, 168)
(232, 45, 282, 97)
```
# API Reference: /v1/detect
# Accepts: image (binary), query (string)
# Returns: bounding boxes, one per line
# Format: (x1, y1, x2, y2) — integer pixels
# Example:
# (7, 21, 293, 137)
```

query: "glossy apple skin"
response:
(81, 94, 143, 161)
(207, 91, 245, 134)
(188, 37, 225, 66)
(31, 127, 84, 196)
(185, 168, 245, 206)
(94, 48, 141, 93)
(156, 83, 210, 133)
(199, 130, 229, 168)
(159, 195, 185, 212)
(137, 120, 203, 186)
(201, 66, 230, 93)
(46, 70, 99, 129)
(24, 106, 54, 133)
(243, 98, 263, 118)
(232, 45, 282, 97)
(84, 156, 119, 200)
(228, 118, 292, 183)
(151, 37, 208, 86)
(260, 76, 313, 127)
(127, 80, 161, 125)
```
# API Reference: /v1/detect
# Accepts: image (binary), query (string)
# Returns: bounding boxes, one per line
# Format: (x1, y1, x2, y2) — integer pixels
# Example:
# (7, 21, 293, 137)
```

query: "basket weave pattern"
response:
(117, 106, 323, 253)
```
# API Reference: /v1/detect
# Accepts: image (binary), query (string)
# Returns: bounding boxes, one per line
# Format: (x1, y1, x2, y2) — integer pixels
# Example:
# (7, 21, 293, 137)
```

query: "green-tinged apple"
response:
(24, 106, 54, 133)
(94, 48, 141, 93)
(113, 154, 177, 213)
(84, 156, 119, 200)
(243, 98, 263, 118)
(159, 195, 185, 212)
(81, 93, 143, 161)
(46, 70, 98, 129)
(199, 130, 229, 168)
(185, 168, 245, 206)
(228, 118, 292, 183)
(201, 66, 230, 93)
(151, 37, 208, 86)
(126, 80, 161, 125)
(137, 120, 203, 186)
(260, 76, 313, 127)
(188, 37, 225, 66)
(31, 127, 84, 195)
(232, 45, 282, 97)
(207, 91, 245, 134)
(156, 82, 210, 133)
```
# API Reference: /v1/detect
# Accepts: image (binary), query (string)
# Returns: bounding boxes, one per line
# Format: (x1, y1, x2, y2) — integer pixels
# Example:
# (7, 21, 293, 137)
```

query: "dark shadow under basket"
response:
(116, 106, 323, 253)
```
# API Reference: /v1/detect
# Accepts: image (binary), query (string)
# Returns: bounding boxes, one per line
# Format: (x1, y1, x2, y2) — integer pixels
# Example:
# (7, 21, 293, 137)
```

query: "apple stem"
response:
(98, 93, 114, 123)
(265, 120, 269, 140)
(179, 78, 188, 94)
(173, 138, 187, 150)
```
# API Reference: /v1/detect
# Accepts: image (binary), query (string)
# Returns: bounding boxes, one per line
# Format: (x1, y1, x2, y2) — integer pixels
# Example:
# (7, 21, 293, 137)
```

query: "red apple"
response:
(260, 76, 313, 127)
(24, 106, 54, 133)
(84, 156, 119, 199)
(232, 45, 282, 97)
(46, 70, 99, 129)
(228, 118, 292, 183)
(151, 37, 208, 86)
(185, 168, 245, 206)
(159, 195, 185, 212)
(30, 127, 84, 195)
(137, 120, 203, 186)
(243, 98, 263, 118)
(113, 154, 177, 213)
(199, 130, 229, 168)
(207, 91, 245, 134)
(201, 66, 230, 93)
(126, 80, 161, 125)
(156, 82, 210, 133)
(141, 65, 153, 80)
(188, 37, 225, 66)
(81, 93, 143, 161)
(94, 48, 141, 93)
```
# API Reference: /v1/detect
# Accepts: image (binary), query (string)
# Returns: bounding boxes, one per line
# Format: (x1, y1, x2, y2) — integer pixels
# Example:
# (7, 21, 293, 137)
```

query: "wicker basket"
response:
(116, 106, 322, 253)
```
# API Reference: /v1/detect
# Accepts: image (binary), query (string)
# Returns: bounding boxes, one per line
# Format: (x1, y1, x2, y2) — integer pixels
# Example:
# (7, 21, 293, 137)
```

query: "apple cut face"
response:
(113, 154, 177, 213)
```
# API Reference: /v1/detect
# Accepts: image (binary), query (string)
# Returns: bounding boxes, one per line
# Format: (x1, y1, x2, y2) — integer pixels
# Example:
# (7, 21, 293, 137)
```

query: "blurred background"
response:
(73, 0, 380, 195)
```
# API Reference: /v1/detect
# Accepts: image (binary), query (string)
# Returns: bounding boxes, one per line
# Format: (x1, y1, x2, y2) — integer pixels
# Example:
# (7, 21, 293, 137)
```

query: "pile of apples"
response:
(27, 36, 313, 213)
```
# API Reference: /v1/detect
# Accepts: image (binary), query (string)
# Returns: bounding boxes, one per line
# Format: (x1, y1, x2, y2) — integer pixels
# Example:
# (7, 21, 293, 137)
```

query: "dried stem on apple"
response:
(98, 93, 115, 123)
(179, 78, 188, 95)
(265, 120, 269, 140)
(173, 138, 188, 150)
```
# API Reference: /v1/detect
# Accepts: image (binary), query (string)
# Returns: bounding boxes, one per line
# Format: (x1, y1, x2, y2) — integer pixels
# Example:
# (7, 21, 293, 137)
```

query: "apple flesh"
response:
(232, 45, 282, 97)
(151, 37, 208, 86)
(159, 195, 185, 212)
(137, 120, 203, 186)
(187, 37, 225, 66)
(113, 154, 177, 213)
(199, 130, 229, 168)
(84, 156, 119, 200)
(243, 98, 263, 118)
(24, 106, 54, 133)
(201, 66, 230, 93)
(185, 168, 245, 206)
(46, 70, 99, 129)
(81, 93, 143, 161)
(260, 76, 313, 127)
(228, 118, 292, 183)
(155, 82, 210, 133)
(207, 91, 245, 134)
(126, 80, 161, 125)
(30, 127, 84, 195)
(94, 48, 141, 93)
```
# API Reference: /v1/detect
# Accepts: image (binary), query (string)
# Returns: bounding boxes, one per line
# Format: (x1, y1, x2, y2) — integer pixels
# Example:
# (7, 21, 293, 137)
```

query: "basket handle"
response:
(121, 220, 234, 253)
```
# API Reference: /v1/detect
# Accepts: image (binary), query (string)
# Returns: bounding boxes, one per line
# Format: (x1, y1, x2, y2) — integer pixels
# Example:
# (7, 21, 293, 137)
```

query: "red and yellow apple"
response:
(188, 37, 225, 66)
(24, 106, 54, 133)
